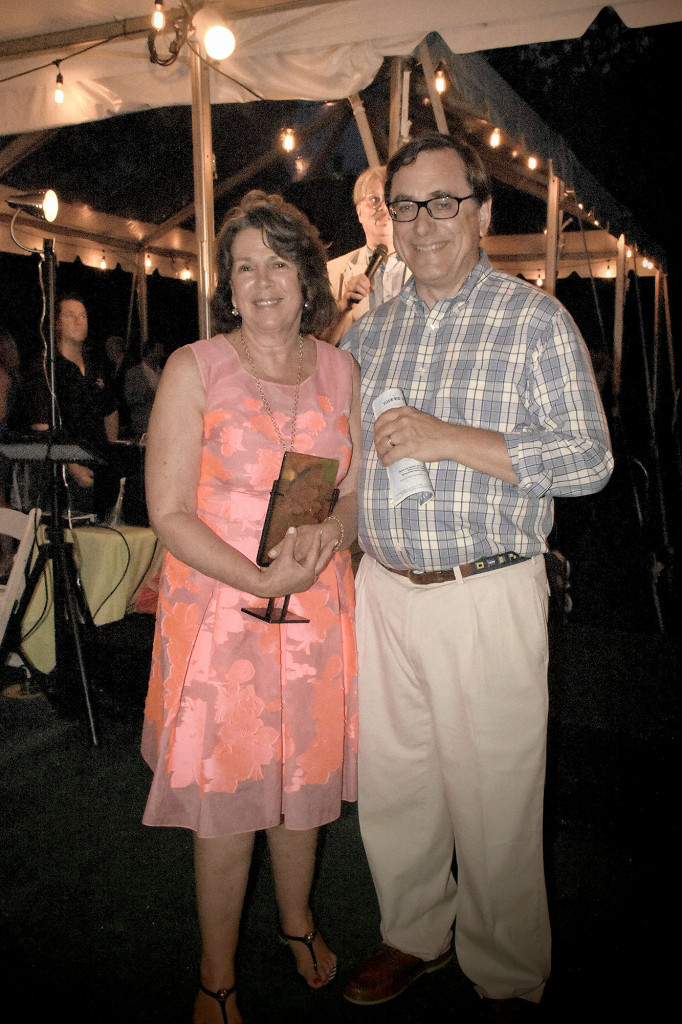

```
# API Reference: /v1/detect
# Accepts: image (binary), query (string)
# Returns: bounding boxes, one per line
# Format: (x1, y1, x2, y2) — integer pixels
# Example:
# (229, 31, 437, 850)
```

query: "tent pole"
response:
(136, 250, 149, 353)
(418, 41, 448, 135)
(613, 234, 626, 405)
(389, 57, 403, 157)
(544, 160, 561, 296)
(348, 95, 380, 167)
(190, 48, 216, 340)
(652, 268, 661, 410)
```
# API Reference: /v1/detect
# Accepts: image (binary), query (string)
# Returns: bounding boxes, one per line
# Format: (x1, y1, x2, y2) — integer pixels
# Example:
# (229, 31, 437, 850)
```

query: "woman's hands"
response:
(256, 526, 324, 597)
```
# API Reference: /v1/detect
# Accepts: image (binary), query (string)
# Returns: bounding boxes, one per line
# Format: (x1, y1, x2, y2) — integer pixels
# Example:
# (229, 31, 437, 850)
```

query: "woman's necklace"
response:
(240, 331, 304, 452)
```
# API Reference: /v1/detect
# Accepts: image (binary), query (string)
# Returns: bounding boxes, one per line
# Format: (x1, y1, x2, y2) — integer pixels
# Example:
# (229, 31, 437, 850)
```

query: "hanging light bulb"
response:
(282, 128, 295, 152)
(626, 247, 633, 259)
(145, 253, 152, 269)
(434, 68, 446, 94)
(527, 155, 538, 170)
(536, 273, 543, 287)
(605, 263, 614, 277)
(152, 1, 165, 31)
(180, 265, 192, 280)
(490, 128, 501, 148)
(100, 252, 107, 270)
(54, 65, 64, 104)
(191, 6, 235, 60)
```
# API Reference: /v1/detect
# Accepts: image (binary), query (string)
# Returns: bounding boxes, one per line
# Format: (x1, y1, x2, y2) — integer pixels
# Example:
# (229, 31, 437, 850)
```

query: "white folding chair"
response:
(0, 508, 42, 673)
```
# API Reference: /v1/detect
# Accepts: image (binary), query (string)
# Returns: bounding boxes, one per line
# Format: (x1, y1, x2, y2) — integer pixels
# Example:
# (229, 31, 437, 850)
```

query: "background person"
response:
(325, 166, 410, 344)
(141, 190, 361, 1024)
(341, 133, 614, 1018)
(15, 294, 119, 517)
(123, 341, 165, 440)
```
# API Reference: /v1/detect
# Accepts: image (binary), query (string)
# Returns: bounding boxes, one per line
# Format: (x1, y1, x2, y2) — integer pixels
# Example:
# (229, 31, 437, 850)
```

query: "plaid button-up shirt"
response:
(341, 252, 613, 571)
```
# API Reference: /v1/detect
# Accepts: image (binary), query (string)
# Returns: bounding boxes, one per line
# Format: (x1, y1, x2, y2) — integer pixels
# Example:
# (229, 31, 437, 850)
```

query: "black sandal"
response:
(279, 927, 337, 983)
(198, 982, 236, 1024)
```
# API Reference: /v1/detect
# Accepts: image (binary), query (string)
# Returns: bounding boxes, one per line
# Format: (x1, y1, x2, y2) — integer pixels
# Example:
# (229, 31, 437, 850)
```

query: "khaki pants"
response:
(355, 554, 551, 1002)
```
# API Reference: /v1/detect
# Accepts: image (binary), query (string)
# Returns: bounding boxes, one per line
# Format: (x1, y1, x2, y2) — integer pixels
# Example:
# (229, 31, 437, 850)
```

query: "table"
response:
(20, 524, 164, 674)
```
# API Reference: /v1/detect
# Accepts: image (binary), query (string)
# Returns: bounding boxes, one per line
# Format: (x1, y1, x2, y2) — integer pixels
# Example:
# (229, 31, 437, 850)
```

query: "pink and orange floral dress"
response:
(141, 335, 358, 837)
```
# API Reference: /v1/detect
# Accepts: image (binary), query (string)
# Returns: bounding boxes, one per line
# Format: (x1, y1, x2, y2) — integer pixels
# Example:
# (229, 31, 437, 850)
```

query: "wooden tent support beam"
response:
(349, 94, 380, 167)
(389, 57, 403, 157)
(652, 268, 661, 408)
(136, 250, 149, 352)
(190, 46, 216, 340)
(418, 41, 448, 135)
(545, 160, 561, 296)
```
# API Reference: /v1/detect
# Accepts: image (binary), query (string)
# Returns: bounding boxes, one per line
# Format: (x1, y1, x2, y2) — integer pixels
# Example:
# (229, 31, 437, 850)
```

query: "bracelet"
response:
(326, 514, 344, 552)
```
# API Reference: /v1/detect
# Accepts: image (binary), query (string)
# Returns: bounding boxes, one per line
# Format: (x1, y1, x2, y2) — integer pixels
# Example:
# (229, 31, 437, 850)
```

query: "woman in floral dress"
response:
(141, 191, 360, 1024)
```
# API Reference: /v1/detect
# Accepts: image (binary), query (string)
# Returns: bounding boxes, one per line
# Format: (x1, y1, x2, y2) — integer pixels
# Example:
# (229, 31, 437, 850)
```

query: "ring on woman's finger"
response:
(387, 435, 397, 447)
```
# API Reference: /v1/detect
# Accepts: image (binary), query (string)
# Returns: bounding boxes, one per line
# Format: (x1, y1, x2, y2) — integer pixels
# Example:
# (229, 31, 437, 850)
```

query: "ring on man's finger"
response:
(387, 435, 397, 447)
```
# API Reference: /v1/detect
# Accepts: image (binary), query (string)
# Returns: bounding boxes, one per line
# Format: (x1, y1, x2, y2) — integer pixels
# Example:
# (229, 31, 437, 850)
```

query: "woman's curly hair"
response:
(211, 190, 337, 337)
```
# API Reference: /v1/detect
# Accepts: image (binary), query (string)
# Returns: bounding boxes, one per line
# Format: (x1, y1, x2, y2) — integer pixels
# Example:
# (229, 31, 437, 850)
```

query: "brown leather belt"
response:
(381, 551, 528, 585)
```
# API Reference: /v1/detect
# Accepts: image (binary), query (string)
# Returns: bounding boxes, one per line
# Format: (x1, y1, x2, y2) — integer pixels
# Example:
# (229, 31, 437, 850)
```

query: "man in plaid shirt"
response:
(341, 132, 613, 1017)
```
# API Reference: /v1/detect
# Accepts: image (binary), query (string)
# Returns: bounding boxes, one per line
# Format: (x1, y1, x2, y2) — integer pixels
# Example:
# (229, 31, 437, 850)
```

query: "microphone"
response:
(349, 244, 389, 304)
(365, 243, 389, 282)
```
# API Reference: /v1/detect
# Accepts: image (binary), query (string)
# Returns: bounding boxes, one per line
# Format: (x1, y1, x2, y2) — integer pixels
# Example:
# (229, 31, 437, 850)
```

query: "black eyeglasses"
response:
(387, 193, 475, 222)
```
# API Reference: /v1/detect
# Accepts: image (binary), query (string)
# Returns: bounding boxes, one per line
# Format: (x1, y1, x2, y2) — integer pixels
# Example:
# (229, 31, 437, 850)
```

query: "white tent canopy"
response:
(1, 2, 679, 134)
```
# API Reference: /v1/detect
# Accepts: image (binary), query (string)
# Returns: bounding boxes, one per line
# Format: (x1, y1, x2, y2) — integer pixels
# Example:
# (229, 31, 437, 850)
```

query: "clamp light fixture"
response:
(6, 190, 59, 223)
(6, 190, 59, 256)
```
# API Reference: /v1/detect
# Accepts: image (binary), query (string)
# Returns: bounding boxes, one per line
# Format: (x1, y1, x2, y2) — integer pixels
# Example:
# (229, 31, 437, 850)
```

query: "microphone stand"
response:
(7, 239, 100, 746)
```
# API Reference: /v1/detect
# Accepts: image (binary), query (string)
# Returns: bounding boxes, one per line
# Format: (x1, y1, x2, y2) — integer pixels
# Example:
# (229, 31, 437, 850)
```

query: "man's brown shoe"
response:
(343, 942, 452, 1005)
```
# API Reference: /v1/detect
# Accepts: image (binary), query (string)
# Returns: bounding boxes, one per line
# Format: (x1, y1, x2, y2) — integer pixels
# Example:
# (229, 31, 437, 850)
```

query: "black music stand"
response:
(1, 448, 104, 750)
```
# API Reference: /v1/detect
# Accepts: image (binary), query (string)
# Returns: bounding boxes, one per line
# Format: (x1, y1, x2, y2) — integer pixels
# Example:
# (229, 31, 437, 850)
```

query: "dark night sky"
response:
(481, 8, 681, 304)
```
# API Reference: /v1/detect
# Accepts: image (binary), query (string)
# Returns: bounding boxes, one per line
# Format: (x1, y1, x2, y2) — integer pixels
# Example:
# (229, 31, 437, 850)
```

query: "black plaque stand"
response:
(1, 239, 101, 745)
(242, 594, 309, 625)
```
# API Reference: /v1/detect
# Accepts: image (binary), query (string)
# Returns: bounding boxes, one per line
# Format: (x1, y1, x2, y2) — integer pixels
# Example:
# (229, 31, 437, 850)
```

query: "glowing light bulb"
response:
(528, 156, 537, 170)
(626, 248, 633, 259)
(180, 266, 192, 280)
(192, 8, 236, 60)
(435, 69, 446, 94)
(283, 128, 295, 152)
(536, 275, 543, 287)
(43, 190, 59, 222)
(100, 254, 107, 270)
(490, 128, 501, 148)
(145, 253, 152, 269)
(152, 2, 165, 32)
(204, 25, 235, 60)
(54, 70, 64, 104)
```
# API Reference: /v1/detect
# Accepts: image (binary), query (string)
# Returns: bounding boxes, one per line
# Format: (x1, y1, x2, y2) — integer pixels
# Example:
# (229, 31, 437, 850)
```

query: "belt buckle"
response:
(407, 568, 426, 584)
